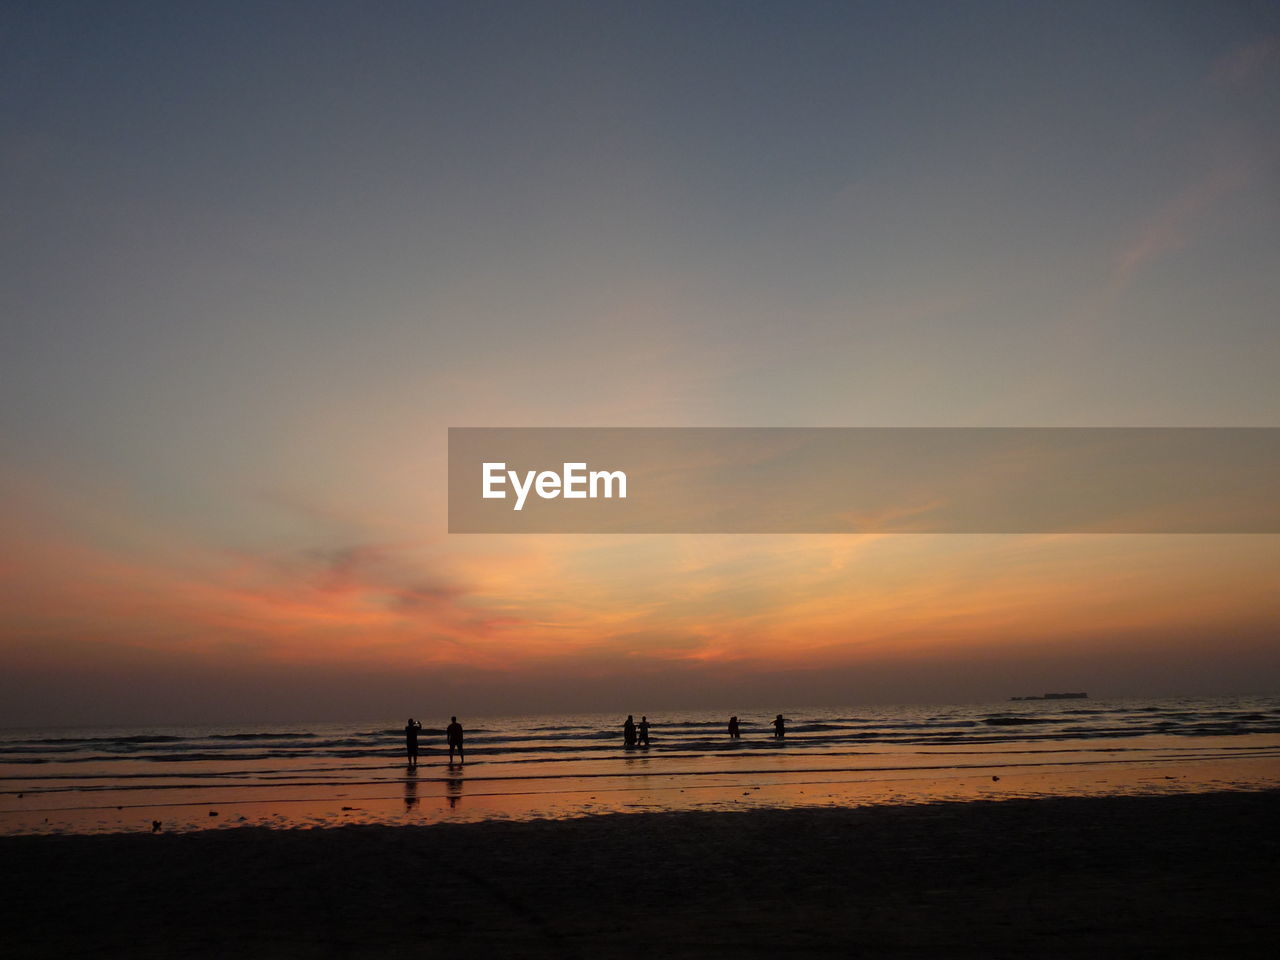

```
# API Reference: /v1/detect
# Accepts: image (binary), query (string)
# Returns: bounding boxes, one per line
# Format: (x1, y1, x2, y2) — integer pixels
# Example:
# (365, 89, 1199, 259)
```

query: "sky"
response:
(2, 1, 1279, 724)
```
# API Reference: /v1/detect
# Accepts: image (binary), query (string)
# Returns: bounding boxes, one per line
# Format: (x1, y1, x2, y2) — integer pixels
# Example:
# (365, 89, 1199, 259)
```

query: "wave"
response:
(5, 700, 1278, 777)
(7, 735, 186, 745)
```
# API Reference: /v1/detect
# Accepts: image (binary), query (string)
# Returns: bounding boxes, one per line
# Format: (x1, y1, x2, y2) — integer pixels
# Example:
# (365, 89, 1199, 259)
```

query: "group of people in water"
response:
(621, 714, 650, 745)
(405, 713, 790, 764)
(625, 713, 787, 746)
(403, 717, 465, 767)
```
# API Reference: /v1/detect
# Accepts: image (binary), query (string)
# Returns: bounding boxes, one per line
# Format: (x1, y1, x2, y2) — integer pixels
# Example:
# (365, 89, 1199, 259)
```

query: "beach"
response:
(5, 790, 1277, 958)
(5, 699, 1277, 956)
(8, 5, 1279, 959)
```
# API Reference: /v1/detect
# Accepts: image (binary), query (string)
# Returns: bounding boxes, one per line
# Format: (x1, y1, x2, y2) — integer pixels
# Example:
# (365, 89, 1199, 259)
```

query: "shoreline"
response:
(5, 789, 1277, 958)
(6, 743, 1277, 835)
(8, 702, 1277, 836)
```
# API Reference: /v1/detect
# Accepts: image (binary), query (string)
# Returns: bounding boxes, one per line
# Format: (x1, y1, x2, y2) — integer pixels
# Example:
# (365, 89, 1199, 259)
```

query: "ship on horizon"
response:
(1010, 692, 1088, 701)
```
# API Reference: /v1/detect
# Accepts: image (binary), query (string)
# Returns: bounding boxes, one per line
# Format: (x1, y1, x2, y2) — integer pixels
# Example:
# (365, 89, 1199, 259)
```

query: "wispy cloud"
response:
(1212, 35, 1280, 89)
(1110, 156, 1253, 289)
(1109, 34, 1277, 291)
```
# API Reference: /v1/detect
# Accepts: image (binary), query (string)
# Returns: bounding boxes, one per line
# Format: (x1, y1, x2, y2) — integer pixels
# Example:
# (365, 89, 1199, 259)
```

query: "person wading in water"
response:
(446, 716, 465, 764)
(404, 718, 422, 766)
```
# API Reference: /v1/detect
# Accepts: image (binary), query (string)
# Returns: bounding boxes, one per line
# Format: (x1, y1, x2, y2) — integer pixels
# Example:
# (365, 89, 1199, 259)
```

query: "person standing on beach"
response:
(446, 716, 464, 764)
(772, 714, 786, 739)
(404, 718, 422, 766)
(728, 716, 740, 739)
(638, 716, 650, 745)
(623, 715, 637, 746)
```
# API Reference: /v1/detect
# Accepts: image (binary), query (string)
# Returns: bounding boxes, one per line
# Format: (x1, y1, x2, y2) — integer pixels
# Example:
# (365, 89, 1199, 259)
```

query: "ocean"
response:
(3, 695, 1278, 834)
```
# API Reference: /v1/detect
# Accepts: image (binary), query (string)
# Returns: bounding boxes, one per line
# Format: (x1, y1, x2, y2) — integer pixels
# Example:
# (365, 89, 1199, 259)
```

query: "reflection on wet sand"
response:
(446, 773, 463, 810)
(403, 766, 417, 811)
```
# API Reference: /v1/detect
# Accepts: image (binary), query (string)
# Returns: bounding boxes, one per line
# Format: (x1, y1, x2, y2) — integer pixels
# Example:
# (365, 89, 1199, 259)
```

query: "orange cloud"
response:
(3, 466, 1278, 701)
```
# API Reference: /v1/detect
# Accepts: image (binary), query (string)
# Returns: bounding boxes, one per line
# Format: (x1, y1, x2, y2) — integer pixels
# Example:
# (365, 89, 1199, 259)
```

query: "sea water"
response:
(3, 696, 1278, 834)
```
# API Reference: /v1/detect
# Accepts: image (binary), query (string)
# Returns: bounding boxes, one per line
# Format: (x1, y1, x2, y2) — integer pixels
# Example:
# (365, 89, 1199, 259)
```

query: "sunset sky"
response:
(3, 2, 1279, 724)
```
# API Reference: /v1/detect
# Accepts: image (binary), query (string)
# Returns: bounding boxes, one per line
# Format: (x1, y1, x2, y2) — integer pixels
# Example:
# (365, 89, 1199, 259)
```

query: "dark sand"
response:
(5, 791, 1277, 959)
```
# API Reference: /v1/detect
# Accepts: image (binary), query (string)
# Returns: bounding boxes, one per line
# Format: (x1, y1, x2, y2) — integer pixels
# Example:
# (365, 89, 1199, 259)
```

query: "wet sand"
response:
(4, 790, 1277, 958)
(7, 736, 1278, 835)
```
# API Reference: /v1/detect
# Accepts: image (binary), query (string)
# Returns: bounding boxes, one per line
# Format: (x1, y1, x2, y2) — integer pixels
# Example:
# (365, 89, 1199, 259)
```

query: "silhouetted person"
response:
(772, 714, 786, 739)
(638, 716, 650, 745)
(623, 714, 637, 746)
(404, 718, 422, 766)
(446, 716, 464, 764)
(728, 716, 740, 739)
